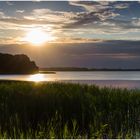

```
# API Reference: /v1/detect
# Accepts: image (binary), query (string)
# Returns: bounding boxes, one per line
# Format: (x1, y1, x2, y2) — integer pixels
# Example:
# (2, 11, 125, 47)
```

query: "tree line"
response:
(0, 53, 39, 74)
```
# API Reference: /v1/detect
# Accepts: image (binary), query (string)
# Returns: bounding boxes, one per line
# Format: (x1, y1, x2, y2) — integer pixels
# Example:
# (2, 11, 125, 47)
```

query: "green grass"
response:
(0, 81, 140, 138)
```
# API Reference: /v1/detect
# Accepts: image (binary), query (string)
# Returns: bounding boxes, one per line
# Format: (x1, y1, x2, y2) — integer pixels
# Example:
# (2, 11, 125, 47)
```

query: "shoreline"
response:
(0, 79, 140, 89)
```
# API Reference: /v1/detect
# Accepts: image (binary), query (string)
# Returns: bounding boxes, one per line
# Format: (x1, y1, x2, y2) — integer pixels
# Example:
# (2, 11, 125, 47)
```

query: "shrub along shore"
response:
(0, 81, 140, 138)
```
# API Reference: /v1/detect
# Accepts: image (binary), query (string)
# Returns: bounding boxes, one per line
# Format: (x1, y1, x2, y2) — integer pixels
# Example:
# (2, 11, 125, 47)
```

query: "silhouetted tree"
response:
(0, 53, 39, 74)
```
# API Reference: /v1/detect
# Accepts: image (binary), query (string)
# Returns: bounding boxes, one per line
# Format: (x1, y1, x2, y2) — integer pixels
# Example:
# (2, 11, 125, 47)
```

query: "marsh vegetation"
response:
(0, 81, 140, 138)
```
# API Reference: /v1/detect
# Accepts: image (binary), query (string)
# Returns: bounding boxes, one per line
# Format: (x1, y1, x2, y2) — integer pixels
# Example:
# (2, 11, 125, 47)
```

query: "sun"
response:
(28, 74, 45, 82)
(24, 28, 53, 45)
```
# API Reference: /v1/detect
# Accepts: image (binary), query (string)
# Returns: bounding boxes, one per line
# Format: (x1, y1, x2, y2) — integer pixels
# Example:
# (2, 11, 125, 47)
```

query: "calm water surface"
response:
(1, 71, 140, 89)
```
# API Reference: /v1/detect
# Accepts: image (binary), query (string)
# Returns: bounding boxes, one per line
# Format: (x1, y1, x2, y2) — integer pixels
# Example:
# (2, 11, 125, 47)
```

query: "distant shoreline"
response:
(40, 67, 140, 71)
(0, 71, 56, 75)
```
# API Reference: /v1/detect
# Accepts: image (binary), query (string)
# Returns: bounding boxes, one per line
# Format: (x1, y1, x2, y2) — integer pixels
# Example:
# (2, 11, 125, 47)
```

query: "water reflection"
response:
(28, 74, 45, 82)
(1, 72, 140, 88)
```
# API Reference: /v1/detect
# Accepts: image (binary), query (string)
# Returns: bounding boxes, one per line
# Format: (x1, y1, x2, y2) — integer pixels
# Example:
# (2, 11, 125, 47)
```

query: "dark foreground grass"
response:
(0, 81, 140, 138)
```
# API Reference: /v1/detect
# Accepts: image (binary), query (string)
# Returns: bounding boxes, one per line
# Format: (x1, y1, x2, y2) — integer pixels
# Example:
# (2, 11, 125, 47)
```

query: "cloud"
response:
(0, 2, 127, 30)
(63, 2, 140, 38)
(69, 1, 111, 12)
(1, 40, 140, 68)
(16, 10, 25, 13)
(69, 1, 129, 12)
(132, 18, 140, 26)
(0, 8, 77, 33)
(0, 37, 19, 45)
(0, 1, 140, 44)
(6, 1, 14, 6)
(24, 8, 77, 24)
(0, 11, 5, 18)
(62, 1, 131, 33)
(113, 3, 129, 9)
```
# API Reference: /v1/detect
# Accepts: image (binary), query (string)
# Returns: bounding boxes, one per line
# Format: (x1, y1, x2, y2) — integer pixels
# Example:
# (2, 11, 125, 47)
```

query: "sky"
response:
(0, 1, 140, 68)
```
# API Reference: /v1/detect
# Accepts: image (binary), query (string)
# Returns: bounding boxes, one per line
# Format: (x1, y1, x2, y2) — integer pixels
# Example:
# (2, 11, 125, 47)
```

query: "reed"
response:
(0, 81, 140, 138)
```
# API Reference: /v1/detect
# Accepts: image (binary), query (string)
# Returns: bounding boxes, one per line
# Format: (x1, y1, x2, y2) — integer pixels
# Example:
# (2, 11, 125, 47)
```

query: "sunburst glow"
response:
(23, 28, 53, 45)
(28, 74, 45, 82)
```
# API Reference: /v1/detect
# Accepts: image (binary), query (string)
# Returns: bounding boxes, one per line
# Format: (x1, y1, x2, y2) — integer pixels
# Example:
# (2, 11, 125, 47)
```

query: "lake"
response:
(1, 71, 140, 89)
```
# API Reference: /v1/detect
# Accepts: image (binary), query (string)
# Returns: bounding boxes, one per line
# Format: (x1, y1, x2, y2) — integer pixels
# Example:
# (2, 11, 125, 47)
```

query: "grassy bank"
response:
(0, 81, 140, 138)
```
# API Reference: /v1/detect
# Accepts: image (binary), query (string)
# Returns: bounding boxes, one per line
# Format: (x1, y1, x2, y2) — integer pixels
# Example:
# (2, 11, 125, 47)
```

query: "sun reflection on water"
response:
(28, 74, 45, 82)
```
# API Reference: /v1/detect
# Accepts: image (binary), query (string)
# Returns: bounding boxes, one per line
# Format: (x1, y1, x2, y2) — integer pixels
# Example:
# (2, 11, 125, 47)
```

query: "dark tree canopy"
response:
(0, 53, 39, 74)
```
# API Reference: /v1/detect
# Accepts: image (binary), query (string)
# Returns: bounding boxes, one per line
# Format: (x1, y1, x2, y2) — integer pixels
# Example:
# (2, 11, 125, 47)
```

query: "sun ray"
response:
(23, 28, 54, 46)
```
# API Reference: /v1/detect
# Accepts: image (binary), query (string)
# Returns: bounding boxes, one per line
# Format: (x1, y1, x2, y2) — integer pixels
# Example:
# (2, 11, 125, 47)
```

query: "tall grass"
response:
(0, 81, 140, 138)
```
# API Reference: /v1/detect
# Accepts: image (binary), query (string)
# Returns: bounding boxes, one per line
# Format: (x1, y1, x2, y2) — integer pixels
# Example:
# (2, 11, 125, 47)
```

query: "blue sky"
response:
(0, 1, 140, 68)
